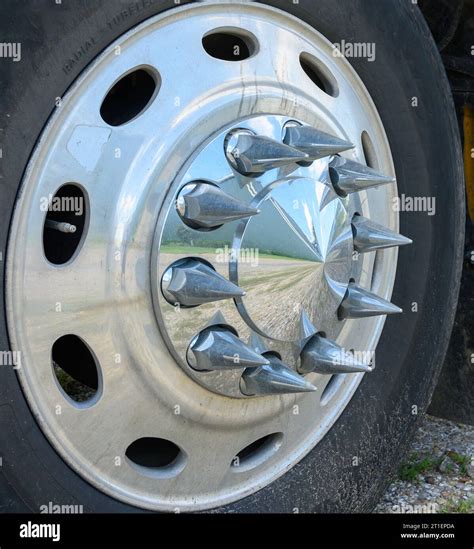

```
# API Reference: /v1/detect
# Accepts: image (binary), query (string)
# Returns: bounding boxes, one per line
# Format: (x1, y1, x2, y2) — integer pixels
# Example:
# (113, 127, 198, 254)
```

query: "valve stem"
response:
(45, 220, 77, 233)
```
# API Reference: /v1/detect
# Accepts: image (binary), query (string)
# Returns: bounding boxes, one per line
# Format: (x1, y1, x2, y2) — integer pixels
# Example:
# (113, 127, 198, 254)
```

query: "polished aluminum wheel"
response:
(6, 1, 411, 510)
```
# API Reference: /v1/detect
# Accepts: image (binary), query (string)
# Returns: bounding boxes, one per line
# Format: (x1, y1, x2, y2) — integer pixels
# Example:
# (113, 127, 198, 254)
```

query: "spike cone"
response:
(299, 310, 318, 347)
(241, 354, 317, 396)
(177, 182, 260, 229)
(329, 157, 395, 196)
(187, 327, 270, 371)
(338, 283, 402, 319)
(300, 334, 372, 374)
(162, 259, 244, 307)
(225, 130, 309, 176)
(283, 124, 354, 160)
(352, 215, 412, 253)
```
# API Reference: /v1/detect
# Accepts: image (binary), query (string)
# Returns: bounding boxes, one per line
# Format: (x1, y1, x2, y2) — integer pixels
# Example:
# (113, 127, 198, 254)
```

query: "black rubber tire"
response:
(0, 0, 464, 512)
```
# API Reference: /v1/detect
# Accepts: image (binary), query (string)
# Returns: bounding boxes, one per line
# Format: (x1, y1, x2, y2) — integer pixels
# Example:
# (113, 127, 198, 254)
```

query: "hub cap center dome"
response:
(233, 177, 352, 342)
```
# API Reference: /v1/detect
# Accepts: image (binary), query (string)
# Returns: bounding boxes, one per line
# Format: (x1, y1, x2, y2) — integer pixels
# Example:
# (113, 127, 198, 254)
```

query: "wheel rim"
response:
(5, 1, 409, 511)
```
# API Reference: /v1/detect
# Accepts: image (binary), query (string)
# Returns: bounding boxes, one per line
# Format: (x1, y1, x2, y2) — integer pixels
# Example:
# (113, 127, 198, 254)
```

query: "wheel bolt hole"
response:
(202, 29, 258, 61)
(126, 438, 186, 479)
(52, 334, 101, 405)
(361, 130, 379, 169)
(300, 52, 339, 97)
(231, 433, 283, 473)
(43, 184, 88, 265)
(100, 67, 160, 126)
(320, 374, 345, 406)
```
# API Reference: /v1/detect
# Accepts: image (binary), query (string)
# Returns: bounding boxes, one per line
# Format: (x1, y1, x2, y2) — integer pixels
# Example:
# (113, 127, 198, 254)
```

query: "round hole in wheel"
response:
(300, 52, 339, 97)
(231, 433, 283, 473)
(100, 67, 159, 126)
(125, 438, 186, 479)
(52, 335, 101, 406)
(42, 184, 88, 265)
(202, 28, 258, 61)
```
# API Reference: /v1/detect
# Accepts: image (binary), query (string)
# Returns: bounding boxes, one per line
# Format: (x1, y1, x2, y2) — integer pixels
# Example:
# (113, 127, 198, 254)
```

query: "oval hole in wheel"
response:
(126, 438, 186, 479)
(202, 28, 258, 61)
(100, 67, 160, 126)
(52, 334, 101, 406)
(321, 374, 346, 406)
(361, 130, 379, 169)
(43, 184, 88, 265)
(300, 52, 339, 97)
(231, 433, 283, 473)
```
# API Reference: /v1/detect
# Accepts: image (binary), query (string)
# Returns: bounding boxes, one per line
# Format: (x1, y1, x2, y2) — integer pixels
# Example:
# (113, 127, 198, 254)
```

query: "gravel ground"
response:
(375, 415, 474, 513)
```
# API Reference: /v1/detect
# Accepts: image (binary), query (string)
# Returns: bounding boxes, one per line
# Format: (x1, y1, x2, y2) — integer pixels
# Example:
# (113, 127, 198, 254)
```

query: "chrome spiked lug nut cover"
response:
(241, 354, 317, 396)
(299, 334, 372, 375)
(283, 123, 354, 160)
(351, 215, 412, 253)
(338, 282, 403, 319)
(187, 326, 270, 371)
(329, 156, 395, 196)
(155, 115, 404, 398)
(225, 129, 309, 176)
(176, 182, 260, 229)
(162, 258, 244, 307)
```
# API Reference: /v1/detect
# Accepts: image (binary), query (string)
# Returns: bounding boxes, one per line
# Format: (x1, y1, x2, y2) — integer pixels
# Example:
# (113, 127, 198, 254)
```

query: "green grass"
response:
(447, 451, 470, 476)
(160, 244, 309, 262)
(440, 498, 474, 514)
(399, 453, 440, 482)
(399, 451, 472, 482)
(160, 245, 218, 255)
(54, 364, 95, 403)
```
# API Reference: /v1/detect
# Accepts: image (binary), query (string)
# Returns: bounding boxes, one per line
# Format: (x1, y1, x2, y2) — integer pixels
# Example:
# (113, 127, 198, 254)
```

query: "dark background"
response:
(420, 0, 474, 425)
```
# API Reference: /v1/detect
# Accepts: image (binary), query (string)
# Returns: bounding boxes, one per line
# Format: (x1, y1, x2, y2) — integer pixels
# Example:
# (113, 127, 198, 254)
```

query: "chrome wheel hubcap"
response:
(6, 1, 411, 510)
(155, 114, 401, 398)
